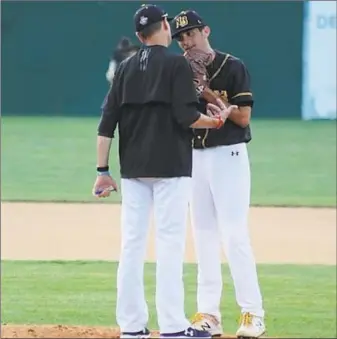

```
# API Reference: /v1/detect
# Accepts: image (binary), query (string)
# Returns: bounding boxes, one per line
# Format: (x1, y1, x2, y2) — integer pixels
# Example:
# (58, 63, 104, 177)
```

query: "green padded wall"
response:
(1, 1, 304, 117)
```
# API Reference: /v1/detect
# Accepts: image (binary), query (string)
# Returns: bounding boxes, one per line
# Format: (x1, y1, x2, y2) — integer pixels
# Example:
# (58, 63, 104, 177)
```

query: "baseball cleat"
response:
(190, 313, 223, 337)
(236, 312, 265, 338)
(120, 328, 151, 338)
(160, 327, 212, 338)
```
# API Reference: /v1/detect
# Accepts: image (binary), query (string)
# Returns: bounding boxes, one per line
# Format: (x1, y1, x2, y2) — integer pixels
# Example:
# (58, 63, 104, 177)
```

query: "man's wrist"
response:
(97, 166, 110, 176)
(214, 116, 224, 129)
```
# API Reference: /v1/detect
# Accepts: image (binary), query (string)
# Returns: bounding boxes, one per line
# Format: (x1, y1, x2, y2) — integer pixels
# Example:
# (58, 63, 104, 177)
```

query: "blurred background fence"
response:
(2, 1, 307, 118)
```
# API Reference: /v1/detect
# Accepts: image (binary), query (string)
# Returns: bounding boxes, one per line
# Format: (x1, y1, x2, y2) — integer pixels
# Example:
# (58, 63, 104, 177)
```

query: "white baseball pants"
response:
(190, 143, 264, 319)
(116, 177, 191, 333)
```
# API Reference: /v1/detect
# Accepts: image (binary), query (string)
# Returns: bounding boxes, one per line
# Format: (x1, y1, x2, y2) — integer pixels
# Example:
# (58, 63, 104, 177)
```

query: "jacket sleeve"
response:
(98, 63, 123, 138)
(171, 56, 200, 128)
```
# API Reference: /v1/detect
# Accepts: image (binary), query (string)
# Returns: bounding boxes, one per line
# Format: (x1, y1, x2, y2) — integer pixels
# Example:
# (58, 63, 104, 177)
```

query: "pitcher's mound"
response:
(1, 325, 236, 338)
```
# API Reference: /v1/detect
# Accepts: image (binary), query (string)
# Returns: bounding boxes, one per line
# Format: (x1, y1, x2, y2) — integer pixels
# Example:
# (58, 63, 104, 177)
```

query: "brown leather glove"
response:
(184, 48, 221, 106)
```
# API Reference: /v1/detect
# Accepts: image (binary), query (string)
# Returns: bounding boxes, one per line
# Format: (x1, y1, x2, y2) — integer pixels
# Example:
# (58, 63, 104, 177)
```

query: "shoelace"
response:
(239, 312, 253, 326)
(191, 313, 204, 324)
(191, 312, 220, 327)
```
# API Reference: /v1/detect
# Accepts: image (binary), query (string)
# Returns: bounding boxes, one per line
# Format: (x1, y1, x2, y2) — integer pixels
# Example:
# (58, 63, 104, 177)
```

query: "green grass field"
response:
(1, 261, 336, 338)
(1, 116, 336, 206)
(1, 116, 336, 338)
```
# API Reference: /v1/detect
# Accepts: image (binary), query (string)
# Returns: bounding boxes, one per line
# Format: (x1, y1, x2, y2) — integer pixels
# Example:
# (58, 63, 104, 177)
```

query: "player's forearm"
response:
(221, 102, 251, 127)
(190, 113, 225, 129)
(97, 136, 112, 167)
(228, 110, 250, 127)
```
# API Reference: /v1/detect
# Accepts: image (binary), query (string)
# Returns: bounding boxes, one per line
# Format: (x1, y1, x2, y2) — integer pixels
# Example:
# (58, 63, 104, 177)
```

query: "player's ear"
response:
(135, 32, 145, 44)
(162, 18, 169, 31)
(202, 26, 211, 38)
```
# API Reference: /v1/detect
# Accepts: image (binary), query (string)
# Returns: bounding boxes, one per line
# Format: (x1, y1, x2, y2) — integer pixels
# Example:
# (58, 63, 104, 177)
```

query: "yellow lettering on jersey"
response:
(214, 90, 228, 103)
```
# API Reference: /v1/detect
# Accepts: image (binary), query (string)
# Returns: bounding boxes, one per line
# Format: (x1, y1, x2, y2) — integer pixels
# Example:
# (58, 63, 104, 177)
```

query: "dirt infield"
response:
(1, 202, 336, 338)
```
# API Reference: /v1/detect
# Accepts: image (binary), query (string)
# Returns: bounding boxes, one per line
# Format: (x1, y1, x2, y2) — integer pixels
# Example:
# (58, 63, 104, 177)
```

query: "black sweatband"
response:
(97, 166, 109, 172)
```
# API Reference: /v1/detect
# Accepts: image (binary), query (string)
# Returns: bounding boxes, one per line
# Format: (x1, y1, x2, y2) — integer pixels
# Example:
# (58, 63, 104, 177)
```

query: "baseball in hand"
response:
(92, 175, 118, 198)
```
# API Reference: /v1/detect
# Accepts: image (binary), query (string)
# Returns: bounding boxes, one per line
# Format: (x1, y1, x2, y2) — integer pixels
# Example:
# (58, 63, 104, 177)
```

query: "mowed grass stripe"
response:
(1, 261, 336, 338)
(1, 117, 336, 206)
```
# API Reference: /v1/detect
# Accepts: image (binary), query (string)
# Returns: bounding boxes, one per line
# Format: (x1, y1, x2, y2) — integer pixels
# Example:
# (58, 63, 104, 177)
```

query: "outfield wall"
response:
(2, 1, 304, 118)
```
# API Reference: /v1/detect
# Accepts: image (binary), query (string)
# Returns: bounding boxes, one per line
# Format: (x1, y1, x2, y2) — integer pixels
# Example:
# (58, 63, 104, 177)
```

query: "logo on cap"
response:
(139, 16, 148, 25)
(176, 15, 189, 29)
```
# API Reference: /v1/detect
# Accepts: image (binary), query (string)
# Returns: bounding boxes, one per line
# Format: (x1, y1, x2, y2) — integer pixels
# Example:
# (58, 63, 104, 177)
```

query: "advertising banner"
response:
(302, 1, 336, 120)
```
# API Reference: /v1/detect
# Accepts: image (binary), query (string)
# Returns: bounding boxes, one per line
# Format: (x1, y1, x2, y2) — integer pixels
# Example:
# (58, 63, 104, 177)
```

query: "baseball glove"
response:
(184, 48, 221, 106)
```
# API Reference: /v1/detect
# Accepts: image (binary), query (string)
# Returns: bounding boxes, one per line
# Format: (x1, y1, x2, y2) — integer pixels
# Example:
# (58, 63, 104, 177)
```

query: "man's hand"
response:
(207, 98, 238, 120)
(92, 174, 118, 198)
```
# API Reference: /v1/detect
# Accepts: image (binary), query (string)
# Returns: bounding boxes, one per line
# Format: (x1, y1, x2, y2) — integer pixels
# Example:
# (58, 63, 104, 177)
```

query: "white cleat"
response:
(190, 313, 223, 337)
(236, 313, 266, 338)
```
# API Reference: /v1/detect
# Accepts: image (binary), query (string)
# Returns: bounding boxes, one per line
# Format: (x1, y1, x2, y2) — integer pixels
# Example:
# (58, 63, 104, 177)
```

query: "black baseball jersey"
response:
(98, 45, 200, 179)
(193, 51, 254, 149)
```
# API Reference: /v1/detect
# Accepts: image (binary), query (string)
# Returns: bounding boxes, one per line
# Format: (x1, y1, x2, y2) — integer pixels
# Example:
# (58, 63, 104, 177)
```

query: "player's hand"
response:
(207, 98, 238, 119)
(92, 174, 118, 198)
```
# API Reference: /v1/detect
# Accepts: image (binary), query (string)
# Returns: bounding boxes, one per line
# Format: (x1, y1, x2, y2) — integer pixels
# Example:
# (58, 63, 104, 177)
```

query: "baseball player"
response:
(92, 4, 237, 339)
(171, 10, 266, 339)
(105, 36, 140, 84)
